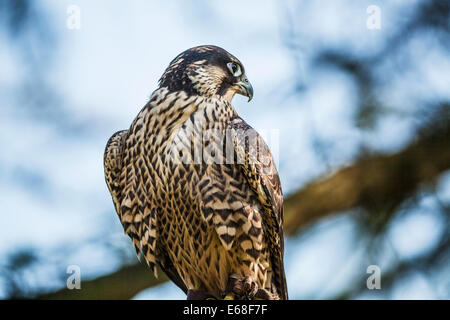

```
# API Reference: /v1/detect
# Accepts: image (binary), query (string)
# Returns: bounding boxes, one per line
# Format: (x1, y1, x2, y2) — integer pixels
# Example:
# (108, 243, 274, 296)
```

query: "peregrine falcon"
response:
(104, 45, 288, 300)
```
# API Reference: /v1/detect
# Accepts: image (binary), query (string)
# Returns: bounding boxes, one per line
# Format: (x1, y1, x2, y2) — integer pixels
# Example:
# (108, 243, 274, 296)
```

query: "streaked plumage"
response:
(104, 45, 288, 299)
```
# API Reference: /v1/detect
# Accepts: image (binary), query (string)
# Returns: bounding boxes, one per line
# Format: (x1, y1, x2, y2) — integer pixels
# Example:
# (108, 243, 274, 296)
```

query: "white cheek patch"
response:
(188, 65, 225, 96)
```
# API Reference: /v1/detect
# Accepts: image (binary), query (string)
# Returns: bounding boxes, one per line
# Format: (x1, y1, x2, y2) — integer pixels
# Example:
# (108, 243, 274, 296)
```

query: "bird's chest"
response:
(167, 107, 230, 166)
(144, 101, 255, 293)
(144, 102, 229, 195)
(156, 107, 231, 208)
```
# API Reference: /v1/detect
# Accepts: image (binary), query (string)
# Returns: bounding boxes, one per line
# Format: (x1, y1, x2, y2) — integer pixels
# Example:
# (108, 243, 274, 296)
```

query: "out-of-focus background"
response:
(0, 0, 449, 299)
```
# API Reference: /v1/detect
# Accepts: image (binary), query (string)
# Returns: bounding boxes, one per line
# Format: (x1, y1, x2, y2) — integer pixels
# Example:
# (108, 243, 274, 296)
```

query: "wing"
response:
(228, 116, 288, 299)
(104, 127, 188, 294)
(104, 130, 128, 216)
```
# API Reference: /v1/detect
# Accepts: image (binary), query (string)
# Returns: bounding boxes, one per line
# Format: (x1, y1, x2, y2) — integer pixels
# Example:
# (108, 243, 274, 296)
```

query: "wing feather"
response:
(228, 116, 288, 299)
(104, 127, 188, 294)
(104, 130, 128, 216)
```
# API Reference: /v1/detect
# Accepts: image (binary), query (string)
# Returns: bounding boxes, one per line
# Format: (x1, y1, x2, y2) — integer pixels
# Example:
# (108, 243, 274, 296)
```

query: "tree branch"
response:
(37, 263, 167, 300)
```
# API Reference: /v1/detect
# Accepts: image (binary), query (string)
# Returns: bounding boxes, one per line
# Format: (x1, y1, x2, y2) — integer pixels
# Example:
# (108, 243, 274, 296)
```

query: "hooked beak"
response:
(236, 74, 254, 102)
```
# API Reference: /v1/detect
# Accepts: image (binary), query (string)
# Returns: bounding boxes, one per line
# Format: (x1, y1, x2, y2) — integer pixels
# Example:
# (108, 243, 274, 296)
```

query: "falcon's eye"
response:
(227, 62, 242, 77)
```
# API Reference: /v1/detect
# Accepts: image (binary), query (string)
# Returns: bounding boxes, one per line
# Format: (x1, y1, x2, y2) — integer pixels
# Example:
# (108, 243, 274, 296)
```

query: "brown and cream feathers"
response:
(104, 45, 288, 299)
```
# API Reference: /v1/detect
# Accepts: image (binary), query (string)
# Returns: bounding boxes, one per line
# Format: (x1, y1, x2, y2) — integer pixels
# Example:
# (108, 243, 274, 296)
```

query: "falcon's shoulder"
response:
(227, 116, 288, 299)
(227, 116, 284, 233)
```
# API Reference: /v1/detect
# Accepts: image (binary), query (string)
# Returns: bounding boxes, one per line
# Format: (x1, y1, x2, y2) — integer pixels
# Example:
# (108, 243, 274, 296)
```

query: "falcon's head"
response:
(159, 45, 253, 102)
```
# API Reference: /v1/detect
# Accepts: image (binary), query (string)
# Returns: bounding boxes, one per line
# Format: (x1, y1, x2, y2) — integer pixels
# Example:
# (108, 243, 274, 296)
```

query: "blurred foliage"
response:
(281, 0, 450, 299)
(0, 249, 38, 298)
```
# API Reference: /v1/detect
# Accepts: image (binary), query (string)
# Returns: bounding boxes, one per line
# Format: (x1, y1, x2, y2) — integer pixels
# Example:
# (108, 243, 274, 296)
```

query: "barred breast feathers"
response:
(115, 88, 236, 275)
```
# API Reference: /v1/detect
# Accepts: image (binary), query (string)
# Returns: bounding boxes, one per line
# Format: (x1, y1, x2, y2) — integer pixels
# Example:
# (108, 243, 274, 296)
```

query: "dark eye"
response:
(227, 62, 242, 77)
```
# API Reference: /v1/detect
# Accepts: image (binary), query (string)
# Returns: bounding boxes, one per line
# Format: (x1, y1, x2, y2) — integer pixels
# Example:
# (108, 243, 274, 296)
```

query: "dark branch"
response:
(283, 120, 450, 235)
(37, 263, 167, 300)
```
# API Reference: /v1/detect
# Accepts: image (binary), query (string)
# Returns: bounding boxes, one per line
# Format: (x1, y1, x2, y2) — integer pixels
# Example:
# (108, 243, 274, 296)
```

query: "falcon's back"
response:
(103, 45, 288, 300)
